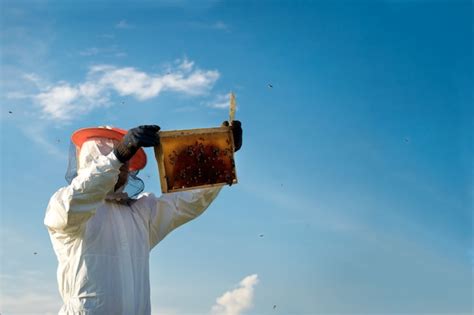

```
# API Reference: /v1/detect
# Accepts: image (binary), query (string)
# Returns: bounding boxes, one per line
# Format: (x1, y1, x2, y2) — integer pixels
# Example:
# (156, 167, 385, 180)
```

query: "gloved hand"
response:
(222, 120, 243, 152)
(114, 125, 161, 163)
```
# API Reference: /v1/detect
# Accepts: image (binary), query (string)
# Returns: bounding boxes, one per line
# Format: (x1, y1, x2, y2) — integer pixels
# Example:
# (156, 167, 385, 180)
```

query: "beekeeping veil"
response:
(65, 131, 145, 200)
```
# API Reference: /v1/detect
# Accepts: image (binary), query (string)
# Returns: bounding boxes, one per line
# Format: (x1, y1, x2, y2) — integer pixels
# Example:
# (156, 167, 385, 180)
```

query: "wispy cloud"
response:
(22, 123, 65, 159)
(99, 33, 115, 39)
(206, 93, 232, 109)
(20, 58, 219, 122)
(6, 90, 33, 99)
(212, 21, 229, 31)
(78, 46, 127, 58)
(240, 178, 365, 234)
(79, 47, 100, 56)
(211, 274, 259, 315)
(1, 292, 60, 315)
(178, 58, 194, 71)
(23, 73, 44, 87)
(0, 226, 61, 314)
(0, 270, 61, 314)
(0, 227, 60, 314)
(189, 20, 231, 32)
(116, 19, 133, 29)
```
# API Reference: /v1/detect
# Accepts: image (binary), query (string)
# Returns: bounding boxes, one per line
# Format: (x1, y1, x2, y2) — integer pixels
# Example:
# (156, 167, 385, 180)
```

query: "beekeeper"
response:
(44, 122, 242, 315)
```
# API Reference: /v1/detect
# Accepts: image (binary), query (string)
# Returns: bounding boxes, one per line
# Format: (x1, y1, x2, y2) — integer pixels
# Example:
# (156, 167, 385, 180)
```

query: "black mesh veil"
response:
(65, 142, 78, 184)
(123, 170, 145, 198)
(65, 139, 145, 199)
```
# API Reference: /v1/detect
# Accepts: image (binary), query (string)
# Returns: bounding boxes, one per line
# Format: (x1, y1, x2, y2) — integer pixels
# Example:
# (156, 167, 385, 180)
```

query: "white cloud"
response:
(23, 72, 48, 89)
(116, 19, 133, 29)
(36, 83, 81, 120)
(206, 93, 231, 109)
(29, 59, 219, 121)
(211, 274, 259, 315)
(6, 91, 33, 99)
(178, 57, 195, 71)
(94, 63, 218, 99)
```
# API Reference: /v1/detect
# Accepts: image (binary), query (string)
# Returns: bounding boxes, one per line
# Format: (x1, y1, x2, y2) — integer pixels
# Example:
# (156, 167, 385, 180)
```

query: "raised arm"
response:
(142, 187, 222, 249)
(44, 125, 160, 237)
(44, 150, 122, 235)
(144, 120, 242, 248)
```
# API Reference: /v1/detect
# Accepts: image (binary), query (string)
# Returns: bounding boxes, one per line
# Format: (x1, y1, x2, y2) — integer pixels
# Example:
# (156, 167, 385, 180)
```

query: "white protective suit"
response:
(44, 138, 221, 314)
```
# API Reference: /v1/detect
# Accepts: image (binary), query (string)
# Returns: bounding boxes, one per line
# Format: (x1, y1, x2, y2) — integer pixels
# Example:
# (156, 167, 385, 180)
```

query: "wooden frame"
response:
(154, 126, 238, 193)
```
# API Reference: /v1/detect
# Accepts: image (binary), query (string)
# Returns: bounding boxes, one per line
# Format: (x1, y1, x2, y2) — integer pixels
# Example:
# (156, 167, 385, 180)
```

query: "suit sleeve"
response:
(44, 152, 122, 235)
(142, 187, 222, 249)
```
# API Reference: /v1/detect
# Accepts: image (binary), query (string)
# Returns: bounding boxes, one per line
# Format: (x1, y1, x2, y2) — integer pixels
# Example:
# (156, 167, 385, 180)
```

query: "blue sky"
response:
(0, 0, 472, 314)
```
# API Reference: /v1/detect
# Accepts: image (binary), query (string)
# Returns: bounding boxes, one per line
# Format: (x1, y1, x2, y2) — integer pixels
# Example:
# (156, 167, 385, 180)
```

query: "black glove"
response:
(114, 125, 161, 163)
(222, 120, 242, 152)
